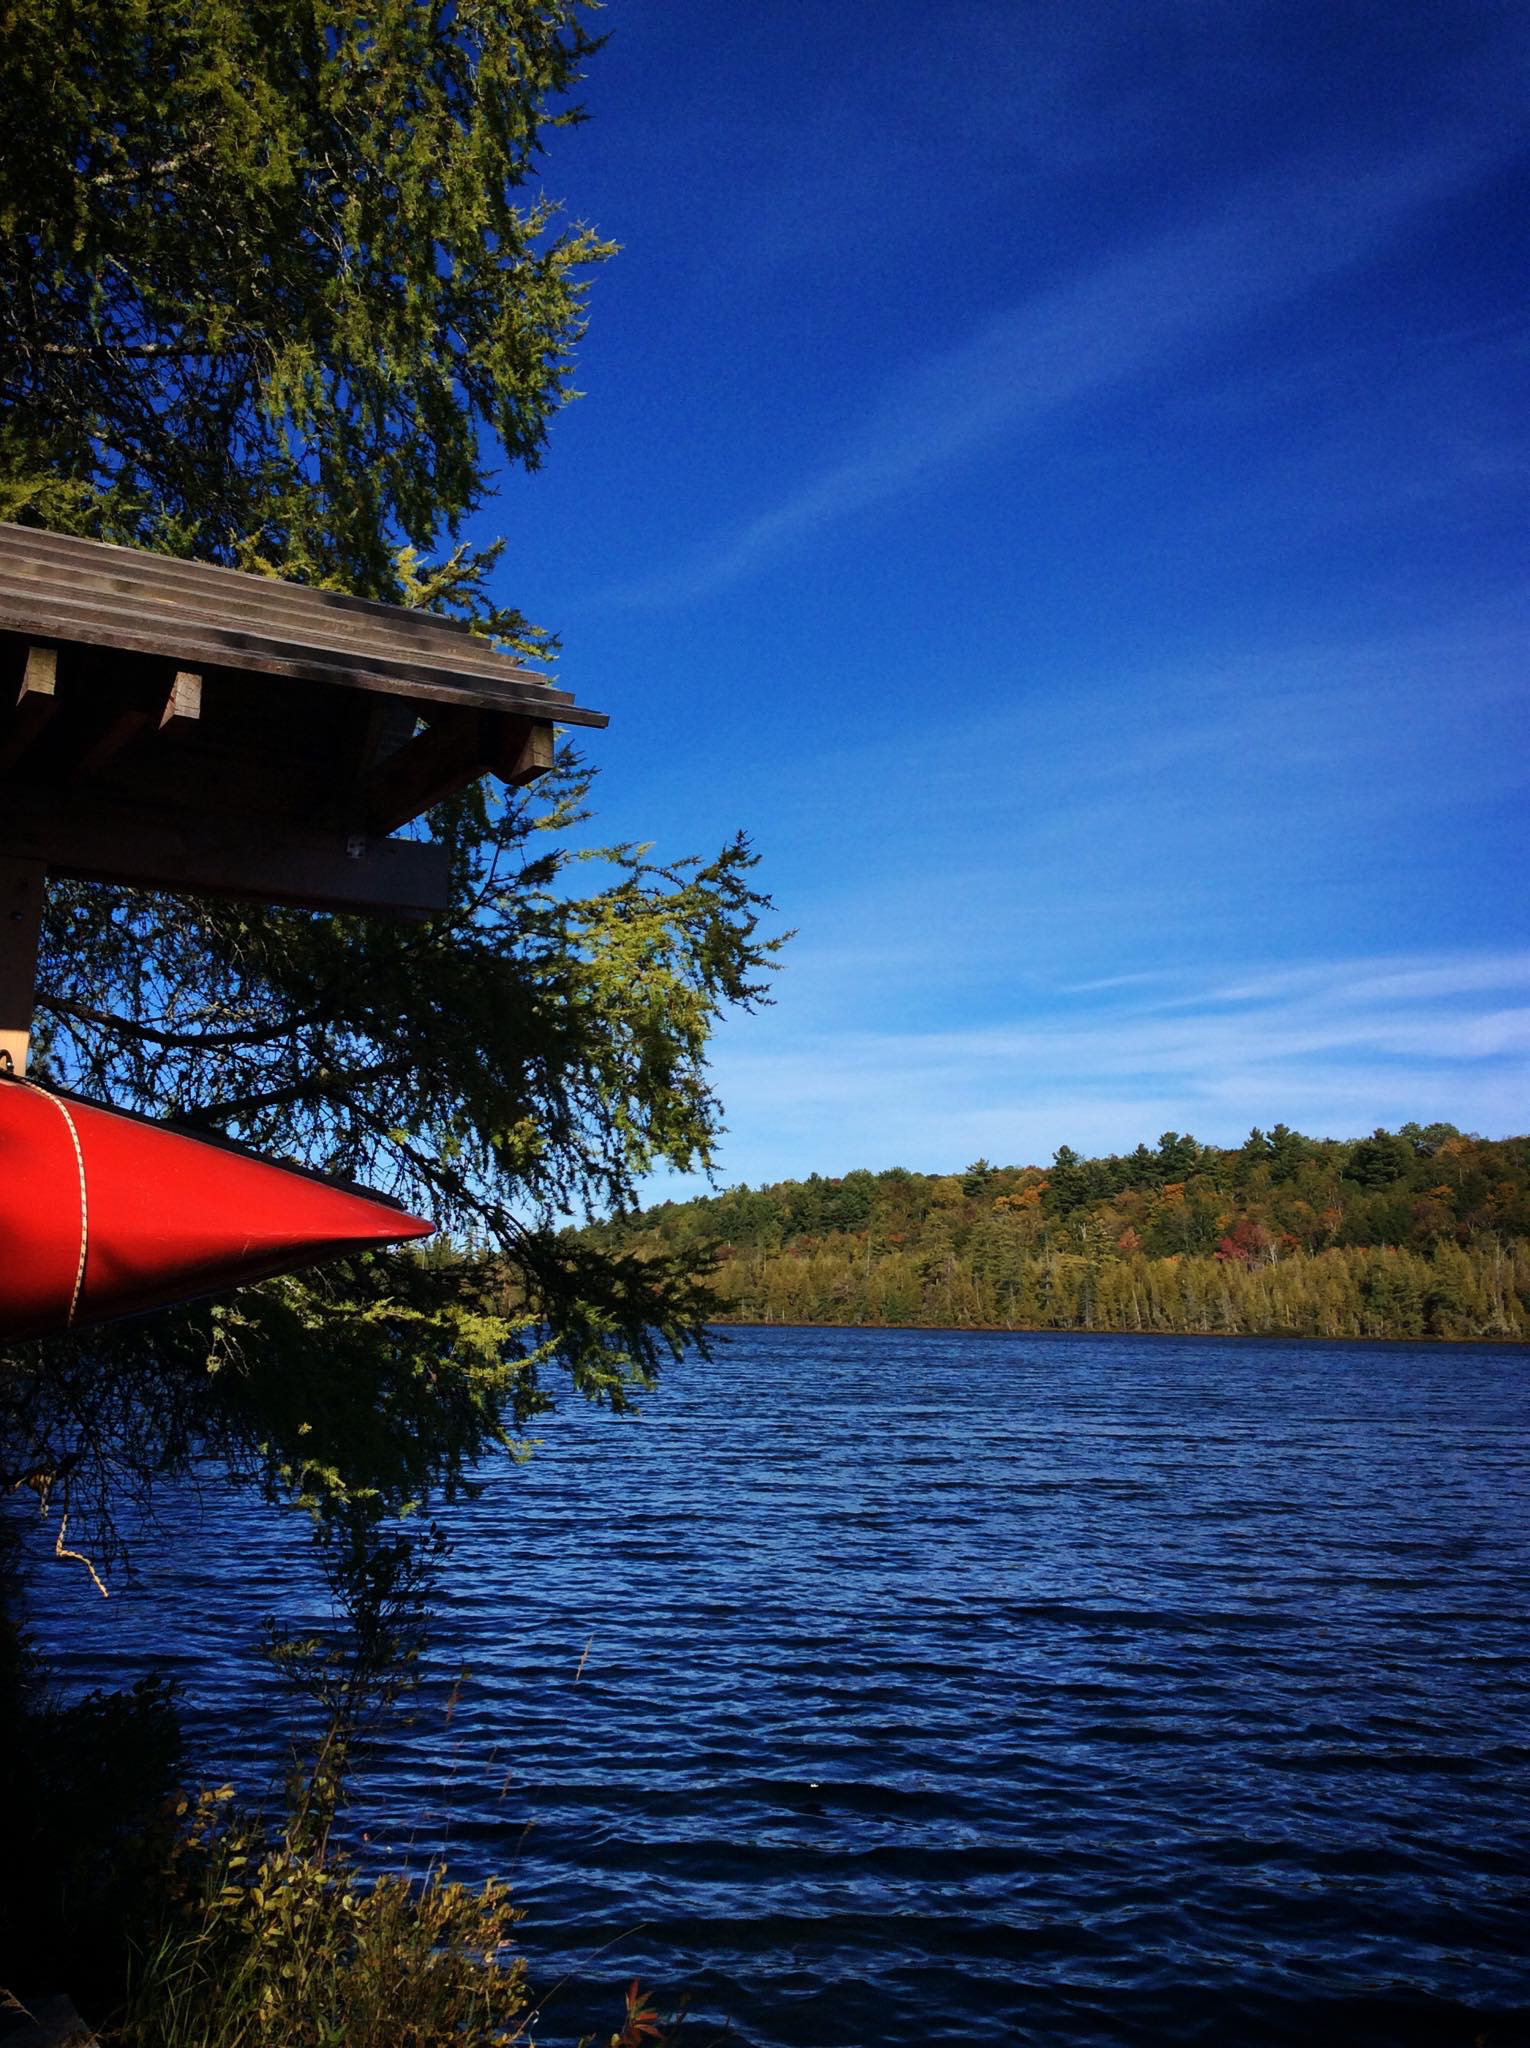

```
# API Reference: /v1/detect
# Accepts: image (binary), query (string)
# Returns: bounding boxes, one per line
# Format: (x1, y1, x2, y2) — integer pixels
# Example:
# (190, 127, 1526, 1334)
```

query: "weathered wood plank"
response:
(0, 520, 477, 636)
(0, 587, 603, 722)
(0, 794, 450, 918)
(0, 574, 577, 701)
(0, 547, 495, 670)
(0, 541, 568, 697)
(0, 855, 45, 1074)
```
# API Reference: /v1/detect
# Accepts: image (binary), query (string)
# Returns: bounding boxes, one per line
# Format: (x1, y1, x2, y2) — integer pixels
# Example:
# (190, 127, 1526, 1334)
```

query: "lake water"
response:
(22, 1328, 1530, 2046)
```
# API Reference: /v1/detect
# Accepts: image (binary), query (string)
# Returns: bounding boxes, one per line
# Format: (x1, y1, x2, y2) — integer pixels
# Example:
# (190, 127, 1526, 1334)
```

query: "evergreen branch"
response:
(37, 993, 335, 1049)
(8, 340, 253, 360)
(86, 139, 218, 186)
(172, 1057, 414, 1131)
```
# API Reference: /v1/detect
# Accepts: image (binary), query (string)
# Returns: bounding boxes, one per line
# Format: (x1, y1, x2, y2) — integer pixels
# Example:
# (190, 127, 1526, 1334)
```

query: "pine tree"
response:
(0, 3, 782, 1563)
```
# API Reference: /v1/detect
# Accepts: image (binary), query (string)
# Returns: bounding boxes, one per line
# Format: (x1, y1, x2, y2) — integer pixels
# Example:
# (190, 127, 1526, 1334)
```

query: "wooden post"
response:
(0, 856, 45, 1075)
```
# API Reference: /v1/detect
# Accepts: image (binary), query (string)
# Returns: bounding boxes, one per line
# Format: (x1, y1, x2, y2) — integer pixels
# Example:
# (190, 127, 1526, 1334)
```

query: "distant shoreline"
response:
(709, 1318, 1530, 1348)
(583, 1133, 1530, 1348)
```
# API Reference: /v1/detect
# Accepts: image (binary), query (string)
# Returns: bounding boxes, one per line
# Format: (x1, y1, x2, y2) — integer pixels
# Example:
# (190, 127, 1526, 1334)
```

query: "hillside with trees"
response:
(572, 1124, 1530, 1341)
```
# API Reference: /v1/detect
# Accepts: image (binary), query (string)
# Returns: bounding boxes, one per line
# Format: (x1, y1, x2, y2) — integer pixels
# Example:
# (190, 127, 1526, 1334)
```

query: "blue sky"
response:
(475, 0, 1529, 1186)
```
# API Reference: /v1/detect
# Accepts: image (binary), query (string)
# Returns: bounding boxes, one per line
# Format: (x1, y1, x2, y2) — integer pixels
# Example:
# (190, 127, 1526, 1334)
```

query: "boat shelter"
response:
(0, 522, 606, 1072)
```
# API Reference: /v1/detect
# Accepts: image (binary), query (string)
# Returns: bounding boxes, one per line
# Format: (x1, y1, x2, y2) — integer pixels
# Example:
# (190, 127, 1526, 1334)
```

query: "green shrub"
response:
(117, 1785, 530, 2048)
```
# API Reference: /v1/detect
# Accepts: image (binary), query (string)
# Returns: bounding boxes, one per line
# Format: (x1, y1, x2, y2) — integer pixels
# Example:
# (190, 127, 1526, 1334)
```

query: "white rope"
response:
(13, 1078, 88, 1326)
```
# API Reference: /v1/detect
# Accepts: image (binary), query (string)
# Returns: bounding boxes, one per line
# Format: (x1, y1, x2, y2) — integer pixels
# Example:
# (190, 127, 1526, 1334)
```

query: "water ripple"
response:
(21, 1330, 1530, 2046)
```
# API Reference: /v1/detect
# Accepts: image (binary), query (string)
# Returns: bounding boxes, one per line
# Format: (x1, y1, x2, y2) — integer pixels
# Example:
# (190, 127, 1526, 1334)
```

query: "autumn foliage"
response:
(574, 1124, 1530, 1340)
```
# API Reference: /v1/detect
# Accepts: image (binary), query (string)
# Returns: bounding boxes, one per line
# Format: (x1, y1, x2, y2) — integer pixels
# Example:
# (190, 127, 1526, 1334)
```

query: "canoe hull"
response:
(0, 1074, 433, 1340)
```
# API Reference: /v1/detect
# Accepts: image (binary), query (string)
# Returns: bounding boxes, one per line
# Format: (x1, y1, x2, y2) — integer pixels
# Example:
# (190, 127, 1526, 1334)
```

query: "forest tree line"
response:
(566, 1123, 1530, 1340)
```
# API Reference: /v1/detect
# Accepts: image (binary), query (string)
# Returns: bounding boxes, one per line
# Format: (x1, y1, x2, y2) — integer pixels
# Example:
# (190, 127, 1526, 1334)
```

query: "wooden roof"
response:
(0, 523, 608, 916)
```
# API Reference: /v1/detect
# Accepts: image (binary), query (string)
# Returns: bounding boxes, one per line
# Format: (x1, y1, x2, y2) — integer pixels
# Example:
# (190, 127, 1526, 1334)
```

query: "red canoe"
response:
(0, 1072, 433, 1340)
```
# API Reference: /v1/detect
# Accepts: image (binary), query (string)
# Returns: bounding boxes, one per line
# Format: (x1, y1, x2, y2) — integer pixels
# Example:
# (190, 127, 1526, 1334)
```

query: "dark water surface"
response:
(26, 1329, 1530, 2045)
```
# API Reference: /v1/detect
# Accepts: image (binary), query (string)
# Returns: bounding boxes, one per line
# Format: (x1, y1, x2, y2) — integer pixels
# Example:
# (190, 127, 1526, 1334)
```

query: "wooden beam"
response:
(17, 642, 55, 706)
(0, 856, 45, 1075)
(0, 644, 58, 776)
(357, 709, 559, 833)
(159, 667, 202, 731)
(343, 692, 414, 811)
(358, 706, 487, 835)
(492, 716, 555, 787)
(0, 793, 449, 918)
(64, 666, 203, 780)
(73, 700, 151, 778)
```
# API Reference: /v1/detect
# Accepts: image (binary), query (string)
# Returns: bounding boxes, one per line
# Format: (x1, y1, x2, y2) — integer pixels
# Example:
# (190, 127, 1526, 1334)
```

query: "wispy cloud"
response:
(743, 603, 1530, 1027)
(688, 948, 1530, 1185)
(1197, 953, 1530, 1010)
(616, 136, 1506, 604)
